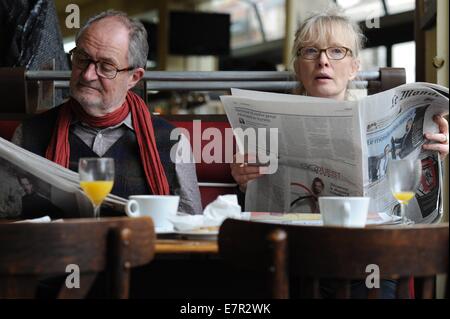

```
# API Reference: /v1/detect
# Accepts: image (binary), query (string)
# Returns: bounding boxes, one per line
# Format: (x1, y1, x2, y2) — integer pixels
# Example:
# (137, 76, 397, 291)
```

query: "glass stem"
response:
(93, 204, 101, 219)
(400, 203, 406, 224)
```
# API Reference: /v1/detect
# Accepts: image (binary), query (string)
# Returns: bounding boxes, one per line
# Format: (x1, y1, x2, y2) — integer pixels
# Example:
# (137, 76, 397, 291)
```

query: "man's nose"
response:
(81, 62, 99, 81)
(317, 51, 330, 67)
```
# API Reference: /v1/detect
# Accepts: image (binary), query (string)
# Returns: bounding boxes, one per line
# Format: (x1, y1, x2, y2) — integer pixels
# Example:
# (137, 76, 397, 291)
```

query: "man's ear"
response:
(348, 59, 360, 81)
(127, 67, 145, 90)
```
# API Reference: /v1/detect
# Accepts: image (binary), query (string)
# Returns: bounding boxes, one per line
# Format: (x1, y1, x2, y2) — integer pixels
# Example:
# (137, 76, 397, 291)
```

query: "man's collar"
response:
(71, 112, 134, 131)
(122, 113, 134, 130)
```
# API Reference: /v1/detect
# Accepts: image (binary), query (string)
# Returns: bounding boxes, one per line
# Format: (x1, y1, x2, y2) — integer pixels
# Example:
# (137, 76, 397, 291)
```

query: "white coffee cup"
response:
(319, 197, 370, 227)
(125, 195, 180, 231)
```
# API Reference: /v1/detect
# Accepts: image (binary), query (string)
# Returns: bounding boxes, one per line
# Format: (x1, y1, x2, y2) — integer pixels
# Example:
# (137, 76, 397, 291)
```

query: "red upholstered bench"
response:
(165, 114, 238, 208)
(0, 120, 20, 141)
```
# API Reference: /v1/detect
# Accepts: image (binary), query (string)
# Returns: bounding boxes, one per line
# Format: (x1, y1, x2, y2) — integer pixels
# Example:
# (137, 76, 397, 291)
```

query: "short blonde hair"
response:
(292, 6, 365, 95)
(292, 7, 365, 60)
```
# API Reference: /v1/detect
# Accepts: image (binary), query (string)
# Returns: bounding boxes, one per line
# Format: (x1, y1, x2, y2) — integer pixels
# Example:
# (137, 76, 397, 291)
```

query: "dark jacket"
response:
(20, 106, 179, 217)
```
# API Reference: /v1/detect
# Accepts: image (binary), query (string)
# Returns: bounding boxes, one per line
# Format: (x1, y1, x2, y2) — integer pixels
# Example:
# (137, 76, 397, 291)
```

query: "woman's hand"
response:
(422, 114, 449, 159)
(230, 153, 264, 192)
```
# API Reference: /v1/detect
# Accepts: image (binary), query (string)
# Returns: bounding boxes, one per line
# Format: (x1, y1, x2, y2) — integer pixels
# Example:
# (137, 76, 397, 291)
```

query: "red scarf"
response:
(45, 91, 170, 195)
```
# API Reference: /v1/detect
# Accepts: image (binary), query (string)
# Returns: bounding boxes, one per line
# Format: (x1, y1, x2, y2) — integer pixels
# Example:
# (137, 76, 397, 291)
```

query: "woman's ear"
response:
(348, 58, 360, 81)
(293, 58, 301, 80)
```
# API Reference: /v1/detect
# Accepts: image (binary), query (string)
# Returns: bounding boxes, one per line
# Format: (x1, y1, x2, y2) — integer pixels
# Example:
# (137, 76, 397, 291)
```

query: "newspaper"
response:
(0, 137, 126, 220)
(245, 212, 401, 226)
(220, 83, 449, 224)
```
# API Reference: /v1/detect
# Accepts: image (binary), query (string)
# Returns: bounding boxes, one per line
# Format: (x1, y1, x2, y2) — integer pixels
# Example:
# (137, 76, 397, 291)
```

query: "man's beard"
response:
(70, 85, 103, 110)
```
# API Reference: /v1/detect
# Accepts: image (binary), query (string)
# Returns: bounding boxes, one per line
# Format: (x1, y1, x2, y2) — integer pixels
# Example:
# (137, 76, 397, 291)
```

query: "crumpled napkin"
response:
(169, 195, 242, 231)
(14, 216, 52, 223)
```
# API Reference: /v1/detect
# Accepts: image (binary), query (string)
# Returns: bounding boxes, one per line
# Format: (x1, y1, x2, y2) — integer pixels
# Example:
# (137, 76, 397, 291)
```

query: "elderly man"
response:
(12, 10, 202, 216)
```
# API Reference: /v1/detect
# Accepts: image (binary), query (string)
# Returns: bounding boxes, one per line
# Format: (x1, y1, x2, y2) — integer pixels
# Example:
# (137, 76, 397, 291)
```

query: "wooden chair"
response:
(219, 219, 449, 299)
(0, 217, 156, 299)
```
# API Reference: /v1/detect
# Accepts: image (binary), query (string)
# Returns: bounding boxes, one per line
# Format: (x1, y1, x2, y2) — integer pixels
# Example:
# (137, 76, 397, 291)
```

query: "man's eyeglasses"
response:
(69, 48, 135, 79)
(297, 47, 353, 60)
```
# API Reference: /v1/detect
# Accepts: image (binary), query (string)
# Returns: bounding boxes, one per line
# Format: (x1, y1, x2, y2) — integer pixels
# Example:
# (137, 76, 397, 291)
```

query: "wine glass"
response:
(79, 158, 114, 219)
(386, 158, 422, 224)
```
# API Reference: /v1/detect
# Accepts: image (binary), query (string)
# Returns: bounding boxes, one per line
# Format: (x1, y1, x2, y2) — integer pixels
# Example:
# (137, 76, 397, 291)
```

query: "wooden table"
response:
(153, 212, 404, 255)
(156, 238, 218, 254)
(153, 214, 322, 255)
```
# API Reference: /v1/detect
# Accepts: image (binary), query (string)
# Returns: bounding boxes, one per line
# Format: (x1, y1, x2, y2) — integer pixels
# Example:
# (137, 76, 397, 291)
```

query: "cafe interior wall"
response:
(185, 0, 330, 72)
(56, 0, 207, 70)
(419, 0, 449, 224)
(435, 1, 449, 222)
(435, 0, 448, 299)
(56, 0, 404, 73)
(417, 0, 449, 299)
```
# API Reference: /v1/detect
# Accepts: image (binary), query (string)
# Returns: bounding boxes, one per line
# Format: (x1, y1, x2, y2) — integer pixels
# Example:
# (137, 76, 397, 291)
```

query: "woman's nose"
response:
(317, 51, 330, 67)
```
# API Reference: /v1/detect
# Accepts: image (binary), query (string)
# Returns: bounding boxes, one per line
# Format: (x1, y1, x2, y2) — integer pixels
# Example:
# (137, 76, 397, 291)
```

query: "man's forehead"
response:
(77, 18, 129, 61)
(76, 42, 125, 64)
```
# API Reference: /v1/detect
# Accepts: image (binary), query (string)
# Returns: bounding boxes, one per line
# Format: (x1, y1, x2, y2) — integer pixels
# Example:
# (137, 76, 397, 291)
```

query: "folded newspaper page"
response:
(0, 137, 126, 220)
(221, 83, 449, 224)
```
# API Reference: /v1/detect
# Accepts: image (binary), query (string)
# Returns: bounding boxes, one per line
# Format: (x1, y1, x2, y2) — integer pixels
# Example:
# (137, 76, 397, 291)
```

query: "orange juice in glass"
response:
(392, 191, 415, 204)
(80, 181, 114, 206)
(79, 158, 114, 219)
(387, 159, 421, 224)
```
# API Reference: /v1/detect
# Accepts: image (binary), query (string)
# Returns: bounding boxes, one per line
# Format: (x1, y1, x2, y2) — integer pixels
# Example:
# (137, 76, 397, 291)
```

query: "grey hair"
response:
(75, 10, 148, 69)
(291, 5, 366, 96)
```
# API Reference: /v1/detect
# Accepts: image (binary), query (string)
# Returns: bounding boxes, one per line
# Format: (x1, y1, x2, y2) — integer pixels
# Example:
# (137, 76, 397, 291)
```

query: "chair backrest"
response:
(219, 219, 449, 299)
(0, 217, 155, 299)
(13, 67, 404, 93)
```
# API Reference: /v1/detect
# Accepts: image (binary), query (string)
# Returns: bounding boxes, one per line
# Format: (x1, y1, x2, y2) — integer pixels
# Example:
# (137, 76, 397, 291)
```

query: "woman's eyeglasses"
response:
(297, 47, 353, 60)
(69, 48, 135, 79)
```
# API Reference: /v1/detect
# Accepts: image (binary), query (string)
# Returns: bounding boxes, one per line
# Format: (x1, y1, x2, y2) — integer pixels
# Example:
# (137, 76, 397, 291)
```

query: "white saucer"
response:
(174, 228, 219, 240)
(155, 226, 175, 234)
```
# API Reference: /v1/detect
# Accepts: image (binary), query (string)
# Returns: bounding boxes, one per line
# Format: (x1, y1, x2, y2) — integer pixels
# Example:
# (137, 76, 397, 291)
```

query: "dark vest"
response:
(21, 106, 179, 200)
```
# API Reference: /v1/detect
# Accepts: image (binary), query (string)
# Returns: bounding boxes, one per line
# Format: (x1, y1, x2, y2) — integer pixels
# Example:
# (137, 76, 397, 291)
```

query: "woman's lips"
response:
(315, 74, 332, 80)
(315, 76, 333, 83)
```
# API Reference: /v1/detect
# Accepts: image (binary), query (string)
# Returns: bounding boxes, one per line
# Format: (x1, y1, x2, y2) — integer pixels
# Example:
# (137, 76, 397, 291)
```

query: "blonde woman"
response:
(230, 7, 448, 299)
(231, 7, 448, 193)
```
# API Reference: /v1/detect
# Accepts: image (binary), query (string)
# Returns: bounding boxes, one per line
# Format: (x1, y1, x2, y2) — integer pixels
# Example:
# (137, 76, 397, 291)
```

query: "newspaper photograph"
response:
(0, 137, 126, 220)
(221, 83, 448, 224)
(362, 83, 448, 223)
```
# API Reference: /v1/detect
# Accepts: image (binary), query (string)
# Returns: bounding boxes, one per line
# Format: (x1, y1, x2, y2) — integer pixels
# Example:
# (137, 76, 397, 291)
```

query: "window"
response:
(339, 0, 416, 82)
(385, 0, 415, 15)
(360, 46, 387, 71)
(392, 41, 415, 83)
(337, 0, 415, 19)
(337, 0, 384, 21)
(252, 0, 285, 41)
(200, 0, 285, 49)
